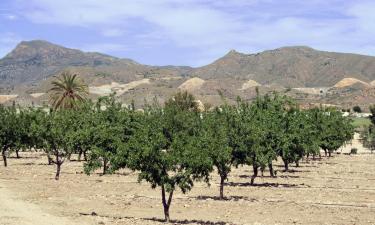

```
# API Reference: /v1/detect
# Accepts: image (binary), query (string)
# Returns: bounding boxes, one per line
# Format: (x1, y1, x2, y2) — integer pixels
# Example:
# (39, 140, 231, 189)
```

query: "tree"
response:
(42, 110, 77, 180)
(370, 105, 375, 125)
(361, 125, 375, 153)
(49, 71, 88, 110)
(118, 95, 211, 222)
(201, 107, 233, 199)
(319, 109, 354, 157)
(164, 91, 199, 112)
(13, 108, 36, 158)
(83, 95, 137, 175)
(353, 106, 362, 113)
(0, 106, 19, 166)
(247, 94, 291, 177)
(29, 108, 55, 164)
(279, 108, 321, 170)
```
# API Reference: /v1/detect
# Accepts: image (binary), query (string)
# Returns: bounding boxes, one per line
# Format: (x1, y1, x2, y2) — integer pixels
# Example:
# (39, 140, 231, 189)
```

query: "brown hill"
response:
(333, 78, 370, 88)
(191, 47, 375, 87)
(1, 40, 375, 109)
(0, 40, 189, 92)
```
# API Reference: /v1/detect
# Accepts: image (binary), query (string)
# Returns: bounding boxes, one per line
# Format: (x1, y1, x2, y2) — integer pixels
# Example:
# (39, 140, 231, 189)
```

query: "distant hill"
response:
(0, 40, 189, 92)
(1, 40, 375, 109)
(191, 47, 375, 87)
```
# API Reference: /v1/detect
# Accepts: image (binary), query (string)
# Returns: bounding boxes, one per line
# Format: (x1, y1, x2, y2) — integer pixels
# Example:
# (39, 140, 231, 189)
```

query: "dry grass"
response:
(333, 78, 370, 88)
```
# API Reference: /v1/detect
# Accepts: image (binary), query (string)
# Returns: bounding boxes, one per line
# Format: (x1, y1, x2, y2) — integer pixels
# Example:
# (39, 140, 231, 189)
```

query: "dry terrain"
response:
(0, 135, 374, 225)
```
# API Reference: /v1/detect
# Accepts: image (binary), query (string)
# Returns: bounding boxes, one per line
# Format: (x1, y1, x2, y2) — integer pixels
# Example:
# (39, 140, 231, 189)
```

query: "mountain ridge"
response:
(1, 40, 375, 110)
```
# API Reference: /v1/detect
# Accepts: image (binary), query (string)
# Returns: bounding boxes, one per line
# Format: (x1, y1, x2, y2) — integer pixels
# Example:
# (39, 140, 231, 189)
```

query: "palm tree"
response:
(49, 71, 89, 110)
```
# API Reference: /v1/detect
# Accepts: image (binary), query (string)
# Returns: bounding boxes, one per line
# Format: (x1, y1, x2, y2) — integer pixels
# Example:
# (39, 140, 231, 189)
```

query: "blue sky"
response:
(0, 0, 375, 66)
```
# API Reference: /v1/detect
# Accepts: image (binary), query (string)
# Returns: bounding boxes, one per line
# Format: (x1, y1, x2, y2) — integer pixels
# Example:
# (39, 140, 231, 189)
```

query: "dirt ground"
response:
(0, 133, 374, 225)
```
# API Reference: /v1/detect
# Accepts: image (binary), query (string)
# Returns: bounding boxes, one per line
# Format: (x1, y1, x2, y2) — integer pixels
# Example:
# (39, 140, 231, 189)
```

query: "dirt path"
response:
(0, 180, 86, 225)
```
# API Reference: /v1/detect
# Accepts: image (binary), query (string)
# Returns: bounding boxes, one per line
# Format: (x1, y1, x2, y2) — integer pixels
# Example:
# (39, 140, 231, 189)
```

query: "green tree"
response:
(201, 107, 233, 199)
(42, 110, 77, 180)
(361, 125, 375, 153)
(121, 96, 211, 222)
(49, 71, 88, 110)
(0, 106, 20, 166)
(320, 109, 354, 157)
(370, 105, 375, 125)
(83, 95, 135, 175)
(248, 94, 291, 177)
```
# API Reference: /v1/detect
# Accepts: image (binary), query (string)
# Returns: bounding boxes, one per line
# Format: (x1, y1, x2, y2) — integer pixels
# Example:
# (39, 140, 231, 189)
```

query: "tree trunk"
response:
(83, 151, 87, 161)
(2, 148, 7, 167)
(47, 153, 53, 165)
(78, 150, 82, 161)
(161, 185, 173, 222)
(283, 160, 289, 172)
(295, 161, 299, 167)
(268, 163, 275, 177)
(103, 158, 108, 175)
(324, 149, 327, 157)
(15, 150, 20, 158)
(55, 163, 61, 180)
(55, 153, 62, 180)
(219, 175, 225, 200)
(328, 151, 332, 157)
(250, 164, 258, 185)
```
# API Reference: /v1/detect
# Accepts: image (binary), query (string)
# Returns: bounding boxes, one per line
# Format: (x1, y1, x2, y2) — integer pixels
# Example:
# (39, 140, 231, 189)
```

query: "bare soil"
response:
(0, 137, 374, 225)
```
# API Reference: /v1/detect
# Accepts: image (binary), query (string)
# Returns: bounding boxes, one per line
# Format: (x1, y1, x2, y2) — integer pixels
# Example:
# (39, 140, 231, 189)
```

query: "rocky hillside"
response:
(1, 40, 375, 109)
(0, 40, 189, 92)
(192, 47, 375, 88)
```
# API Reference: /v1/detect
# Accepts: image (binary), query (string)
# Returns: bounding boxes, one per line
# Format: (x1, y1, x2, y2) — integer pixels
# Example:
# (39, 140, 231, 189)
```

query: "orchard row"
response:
(0, 92, 354, 222)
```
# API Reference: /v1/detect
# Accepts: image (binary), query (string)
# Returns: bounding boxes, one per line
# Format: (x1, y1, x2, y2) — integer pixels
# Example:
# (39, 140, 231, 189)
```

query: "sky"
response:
(0, 0, 375, 66)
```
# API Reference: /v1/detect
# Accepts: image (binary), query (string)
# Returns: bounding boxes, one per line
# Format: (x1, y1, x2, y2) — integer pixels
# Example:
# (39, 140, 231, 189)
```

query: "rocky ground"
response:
(0, 134, 374, 225)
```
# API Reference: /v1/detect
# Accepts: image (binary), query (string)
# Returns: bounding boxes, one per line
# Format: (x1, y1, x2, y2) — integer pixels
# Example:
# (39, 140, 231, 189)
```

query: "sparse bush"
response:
(350, 148, 358, 155)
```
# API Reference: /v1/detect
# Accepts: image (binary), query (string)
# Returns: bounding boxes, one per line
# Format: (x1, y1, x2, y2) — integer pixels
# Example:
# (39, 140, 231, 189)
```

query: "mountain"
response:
(0, 40, 189, 92)
(1, 40, 375, 110)
(192, 46, 375, 87)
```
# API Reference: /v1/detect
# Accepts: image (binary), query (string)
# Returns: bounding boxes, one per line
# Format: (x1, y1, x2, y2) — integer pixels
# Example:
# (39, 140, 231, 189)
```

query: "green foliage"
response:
(122, 96, 211, 221)
(0, 106, 20, 166)
(352, 117, 372, 129)
(49, 71, 88, 110)
(0, 90, 356, 221)
(83, 95, 136, 175)
(43, 109, 78, 180)
(201, 107, 233, 199)
(319, 109, 354, 157)
(370, 105, 375, 125)
(361, 125, 375, 153)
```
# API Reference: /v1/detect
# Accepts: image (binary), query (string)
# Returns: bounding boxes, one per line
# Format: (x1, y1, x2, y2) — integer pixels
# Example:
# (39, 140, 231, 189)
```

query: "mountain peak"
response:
(4, 40, 73, 60)
(273, 46, 316, 53)
(18, 40, 58, 47)
(222, 49, 244, 59)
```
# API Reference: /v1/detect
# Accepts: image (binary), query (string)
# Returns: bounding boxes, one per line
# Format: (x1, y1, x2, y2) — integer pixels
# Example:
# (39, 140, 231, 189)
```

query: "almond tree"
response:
(319, 109, 354, 157)
(119, 94, 211, 222)
(247, 94, 291, 179)
(202, 106, 234, 199)
(83, 95, 135, 175)
(42, 110, 76, 180)
(0, 106, 19, 167)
